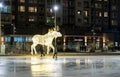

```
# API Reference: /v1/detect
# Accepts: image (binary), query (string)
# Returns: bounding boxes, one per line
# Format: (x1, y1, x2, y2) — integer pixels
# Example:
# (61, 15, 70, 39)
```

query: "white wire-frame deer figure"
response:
(31, 28, 62, 55)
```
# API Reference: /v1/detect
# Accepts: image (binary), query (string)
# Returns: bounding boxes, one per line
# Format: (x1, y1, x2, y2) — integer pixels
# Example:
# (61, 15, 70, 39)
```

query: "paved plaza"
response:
(0, 55, 120, 77)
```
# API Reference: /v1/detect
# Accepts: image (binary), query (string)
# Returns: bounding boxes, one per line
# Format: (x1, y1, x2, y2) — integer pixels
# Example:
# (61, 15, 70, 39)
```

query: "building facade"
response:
(8, 0, 62, 35)
(91, 0, 120, 47)
(1, 0, 120, 51)
(0, 0, 12, 35)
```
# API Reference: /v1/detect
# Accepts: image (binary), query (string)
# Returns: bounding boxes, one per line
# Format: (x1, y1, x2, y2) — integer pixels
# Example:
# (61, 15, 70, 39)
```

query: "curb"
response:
(0, 53, 120, 56)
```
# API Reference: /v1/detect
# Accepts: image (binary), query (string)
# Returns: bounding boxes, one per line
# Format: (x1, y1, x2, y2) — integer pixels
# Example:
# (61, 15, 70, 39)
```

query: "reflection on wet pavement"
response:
(0, 56, 120, 77)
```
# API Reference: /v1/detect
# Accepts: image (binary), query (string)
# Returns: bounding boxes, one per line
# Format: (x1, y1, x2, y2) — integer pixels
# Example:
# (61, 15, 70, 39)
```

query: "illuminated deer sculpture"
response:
(31, 29, 62, 55)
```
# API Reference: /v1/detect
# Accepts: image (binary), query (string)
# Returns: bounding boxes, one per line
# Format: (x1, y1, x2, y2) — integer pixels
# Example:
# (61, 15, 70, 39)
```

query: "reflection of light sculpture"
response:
(30, 57, 62, 77)
(31, 29, 62, 54)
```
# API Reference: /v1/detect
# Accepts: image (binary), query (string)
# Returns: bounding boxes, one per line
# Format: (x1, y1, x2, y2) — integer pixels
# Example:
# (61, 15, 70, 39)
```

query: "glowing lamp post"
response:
(53, 5, 59, 58)
(0, 3, 3, 38)
(0, 3, 5, 55)
(53, 5, 58, 30)
(0, 3, 3, 42)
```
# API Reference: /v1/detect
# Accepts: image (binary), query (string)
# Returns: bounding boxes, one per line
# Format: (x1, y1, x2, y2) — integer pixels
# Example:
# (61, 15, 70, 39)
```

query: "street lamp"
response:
(53, 5, 59, 58)
(0, 3, 3, 38)
(53, 5, 58, 30)
(0, 3, 5, 55)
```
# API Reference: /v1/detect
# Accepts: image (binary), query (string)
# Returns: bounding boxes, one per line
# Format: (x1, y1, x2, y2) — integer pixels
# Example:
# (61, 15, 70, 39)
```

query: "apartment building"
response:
(91, 0, 120, 46)
(0, 0, 12, 35)
(2, 0, 120, 47)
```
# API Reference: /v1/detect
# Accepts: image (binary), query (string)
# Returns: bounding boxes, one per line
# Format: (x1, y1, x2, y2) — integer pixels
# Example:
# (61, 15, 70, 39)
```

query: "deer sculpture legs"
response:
(31, 44, 38, 55)
(31, 44, 55, 55)
(46, 44, 55, 54)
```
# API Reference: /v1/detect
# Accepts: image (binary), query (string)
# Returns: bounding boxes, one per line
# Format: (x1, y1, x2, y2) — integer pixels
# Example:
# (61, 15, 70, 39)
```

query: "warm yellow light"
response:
(1, 37, 4, 42)
(85, 36, 87, 42)
(103, 37, 106, 47)
(103, 37, 105, 42)
(84, 36, 87, 46)
(30, 57, 62, 77)
(31, 30, 62, 54)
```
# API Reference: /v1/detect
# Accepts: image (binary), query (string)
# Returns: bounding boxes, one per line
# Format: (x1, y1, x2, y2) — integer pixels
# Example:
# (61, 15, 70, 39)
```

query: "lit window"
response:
(84, 10, 88, 17)
(29, 16, 35, 21)
(20, 0, 25, 3)
(115, 42, 118, 46)
(99, 12, 102, 17)
(19, 6, 25, 12)
(29, 18, 34, 21)
(28, 7, 37, 12)
(50, 9, 53, 13)
(111, 20, 117, 25)
(104, 12, 108, 17)
(2, 5, 11, 13)
(77, 10, 81, 15)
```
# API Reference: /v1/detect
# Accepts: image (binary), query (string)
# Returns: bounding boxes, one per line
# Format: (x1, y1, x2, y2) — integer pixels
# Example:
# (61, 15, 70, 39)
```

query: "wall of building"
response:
(1, 0, 120, 49)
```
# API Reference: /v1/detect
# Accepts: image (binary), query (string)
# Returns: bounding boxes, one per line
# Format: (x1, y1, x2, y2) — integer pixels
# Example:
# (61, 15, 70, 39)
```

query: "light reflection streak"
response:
(0, 58, 8, 75)
(30, 57, 62, 77)
(0, 56, 119, 77)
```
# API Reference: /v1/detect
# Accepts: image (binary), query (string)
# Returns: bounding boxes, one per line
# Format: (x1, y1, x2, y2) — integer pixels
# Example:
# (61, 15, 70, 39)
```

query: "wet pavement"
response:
(0, 55, 120, 77)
